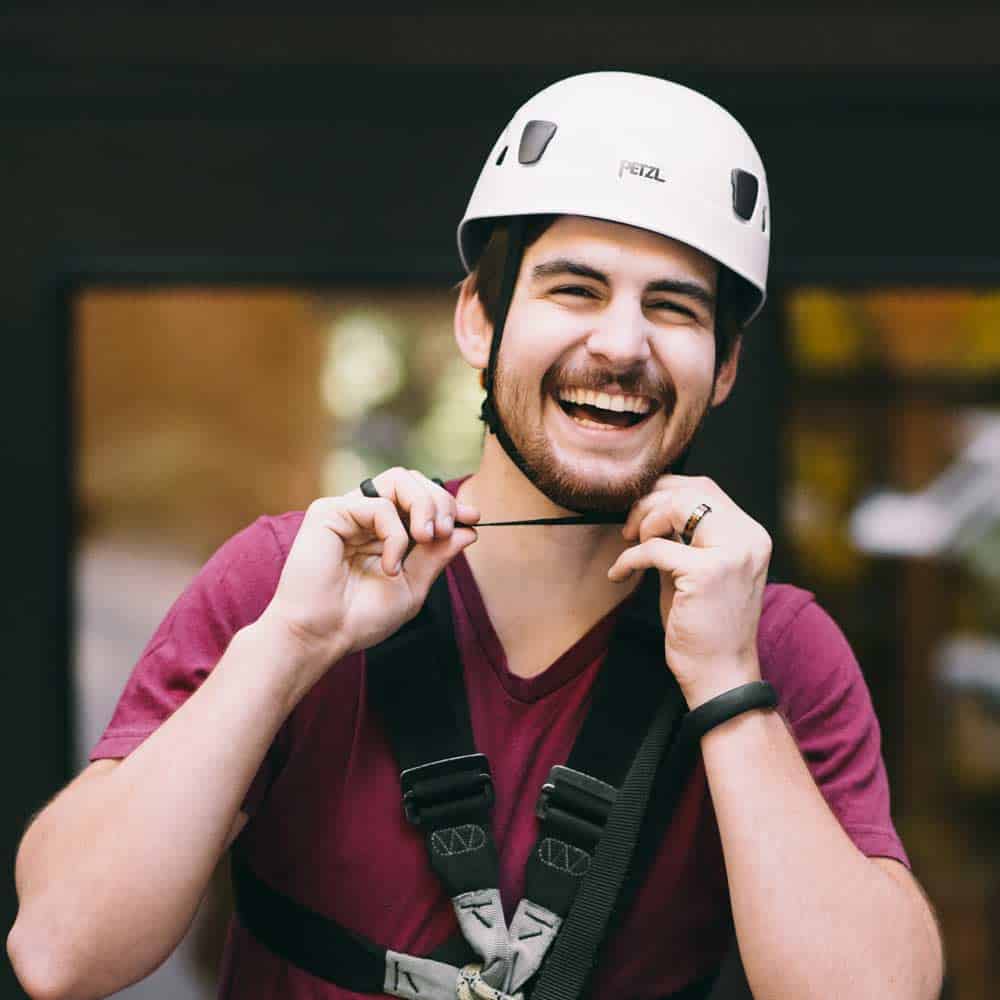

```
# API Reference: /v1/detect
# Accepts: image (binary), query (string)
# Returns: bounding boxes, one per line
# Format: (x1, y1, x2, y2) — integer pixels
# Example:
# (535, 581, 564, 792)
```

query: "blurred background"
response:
(4, 10, 1000, 999)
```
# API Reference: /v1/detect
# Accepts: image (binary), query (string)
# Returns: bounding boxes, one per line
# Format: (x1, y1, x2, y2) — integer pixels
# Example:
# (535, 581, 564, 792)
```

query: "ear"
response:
(710, 335, 742, 407)
(453, 275, 493, 371)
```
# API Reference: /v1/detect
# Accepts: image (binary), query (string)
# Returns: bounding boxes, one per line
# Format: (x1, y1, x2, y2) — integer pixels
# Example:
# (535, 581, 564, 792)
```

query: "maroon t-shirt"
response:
(92, 485, 909, 999)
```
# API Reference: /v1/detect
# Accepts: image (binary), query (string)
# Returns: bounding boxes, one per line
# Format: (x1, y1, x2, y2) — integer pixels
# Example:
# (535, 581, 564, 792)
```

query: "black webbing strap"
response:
(704, 943, 754, 1000)
(467, 512, 627, 527)
(525, 571, 674, 918)
(565, 570, 670, 780)
(366, 577, 501, 897)
(231, 848, 479, 992)
(231, 848, 384, 991)
(530, 652, 689, 1000)
(366, 580, 475, 768)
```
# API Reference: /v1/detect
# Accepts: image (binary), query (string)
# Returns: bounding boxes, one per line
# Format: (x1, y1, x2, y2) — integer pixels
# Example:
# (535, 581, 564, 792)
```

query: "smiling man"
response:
(459, 216, 728, 518)
(9, 73, 943, 1000)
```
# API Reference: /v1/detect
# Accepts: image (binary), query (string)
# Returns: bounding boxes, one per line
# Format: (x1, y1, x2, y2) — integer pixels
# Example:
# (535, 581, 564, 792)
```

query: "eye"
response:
(551, 285, 598, 299)
(648, 300, 699, 321)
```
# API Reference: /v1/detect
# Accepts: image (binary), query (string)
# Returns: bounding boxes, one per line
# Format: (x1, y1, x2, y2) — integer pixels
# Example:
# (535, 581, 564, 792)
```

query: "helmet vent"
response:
(518, 120, 558, 165)
(495, 145, 508, 166)
(731, 169, 759, 222)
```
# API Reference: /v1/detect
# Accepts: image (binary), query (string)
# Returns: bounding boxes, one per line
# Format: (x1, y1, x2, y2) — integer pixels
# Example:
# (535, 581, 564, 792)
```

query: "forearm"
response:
(701, 704, 942, 1000)
(9, 616, 334, 1000)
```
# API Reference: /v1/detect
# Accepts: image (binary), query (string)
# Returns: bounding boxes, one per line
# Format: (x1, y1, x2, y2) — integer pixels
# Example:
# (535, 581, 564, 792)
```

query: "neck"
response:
(456, 436, 638, 615)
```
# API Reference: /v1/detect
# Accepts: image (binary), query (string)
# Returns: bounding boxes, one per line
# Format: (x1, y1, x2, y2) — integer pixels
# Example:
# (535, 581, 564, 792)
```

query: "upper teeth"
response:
(557, 387, 652, 414)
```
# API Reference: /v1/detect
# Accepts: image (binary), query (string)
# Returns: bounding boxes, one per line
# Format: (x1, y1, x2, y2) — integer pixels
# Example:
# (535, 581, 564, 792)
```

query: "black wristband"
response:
(682, 681, 778, 741)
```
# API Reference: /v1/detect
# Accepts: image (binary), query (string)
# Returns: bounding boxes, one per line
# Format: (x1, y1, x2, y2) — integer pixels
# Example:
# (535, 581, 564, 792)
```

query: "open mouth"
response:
(555, 386, 659, 430)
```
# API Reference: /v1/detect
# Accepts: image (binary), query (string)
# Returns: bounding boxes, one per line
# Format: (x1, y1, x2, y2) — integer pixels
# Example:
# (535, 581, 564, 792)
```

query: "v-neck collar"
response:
(446, 548, 625, 702)
(442, 475, 643, 702)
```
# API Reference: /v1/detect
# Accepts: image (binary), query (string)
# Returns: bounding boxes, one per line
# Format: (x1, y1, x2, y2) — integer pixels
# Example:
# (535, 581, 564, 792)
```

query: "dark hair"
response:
(467, 215, 748, 378)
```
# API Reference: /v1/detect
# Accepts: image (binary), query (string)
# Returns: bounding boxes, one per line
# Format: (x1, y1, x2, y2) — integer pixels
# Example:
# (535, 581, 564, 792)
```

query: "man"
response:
(9, 72, 942, 999)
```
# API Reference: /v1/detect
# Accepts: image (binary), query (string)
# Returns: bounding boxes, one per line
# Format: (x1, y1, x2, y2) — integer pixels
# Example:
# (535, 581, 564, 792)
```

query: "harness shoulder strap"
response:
(366, 575, 500, 897)
(525, 570, 677, 919)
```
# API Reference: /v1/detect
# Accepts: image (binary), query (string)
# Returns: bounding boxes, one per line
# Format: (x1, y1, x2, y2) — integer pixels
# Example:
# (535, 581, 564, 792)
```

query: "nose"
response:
(583, 299, 652, 370)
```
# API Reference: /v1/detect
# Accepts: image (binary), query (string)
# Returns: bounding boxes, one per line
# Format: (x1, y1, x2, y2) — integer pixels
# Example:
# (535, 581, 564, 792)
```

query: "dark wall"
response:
(3, 13, 1000, 997)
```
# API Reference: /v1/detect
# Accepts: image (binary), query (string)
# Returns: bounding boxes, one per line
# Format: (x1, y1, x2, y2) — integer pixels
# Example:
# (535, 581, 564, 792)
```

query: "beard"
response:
(490, 355, 712, 514)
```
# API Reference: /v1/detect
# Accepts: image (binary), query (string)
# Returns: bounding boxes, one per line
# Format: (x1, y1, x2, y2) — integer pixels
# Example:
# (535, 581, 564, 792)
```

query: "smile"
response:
(554, 386, 659, 430)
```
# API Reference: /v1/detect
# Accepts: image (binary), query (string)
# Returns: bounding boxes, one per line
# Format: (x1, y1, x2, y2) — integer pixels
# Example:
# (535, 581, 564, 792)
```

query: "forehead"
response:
(525, 215, 717, 286)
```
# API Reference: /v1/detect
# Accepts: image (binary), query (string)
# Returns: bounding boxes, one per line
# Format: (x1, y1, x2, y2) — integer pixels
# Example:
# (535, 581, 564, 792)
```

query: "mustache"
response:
(544, 366, 676, 409)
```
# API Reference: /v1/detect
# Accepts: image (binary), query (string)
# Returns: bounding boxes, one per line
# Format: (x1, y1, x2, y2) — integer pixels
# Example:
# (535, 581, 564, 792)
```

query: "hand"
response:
(607, 475, 771, 709)
(260, 468, 480, 680)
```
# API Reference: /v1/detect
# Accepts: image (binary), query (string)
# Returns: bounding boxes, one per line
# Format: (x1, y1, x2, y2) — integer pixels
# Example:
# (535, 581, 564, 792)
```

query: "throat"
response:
(462, 534, 645, 682)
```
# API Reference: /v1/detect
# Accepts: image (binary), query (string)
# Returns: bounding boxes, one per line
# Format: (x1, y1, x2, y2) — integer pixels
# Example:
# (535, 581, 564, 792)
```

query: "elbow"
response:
(8, 916, 87, 1000)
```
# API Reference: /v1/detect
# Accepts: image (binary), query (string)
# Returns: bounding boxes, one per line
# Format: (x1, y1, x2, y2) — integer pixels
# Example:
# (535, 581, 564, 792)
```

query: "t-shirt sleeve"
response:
(89, 514, 293, 816)
(760, 586, 910, 869)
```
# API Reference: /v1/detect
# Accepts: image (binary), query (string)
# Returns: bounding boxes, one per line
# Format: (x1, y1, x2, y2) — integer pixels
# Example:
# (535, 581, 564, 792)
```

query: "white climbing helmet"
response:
(457, 71, 770, 324)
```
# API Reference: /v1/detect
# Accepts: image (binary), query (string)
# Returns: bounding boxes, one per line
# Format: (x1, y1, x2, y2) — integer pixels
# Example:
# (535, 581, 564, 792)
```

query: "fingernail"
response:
(441, 515, 454, 532)
(394, 559, 403, 575)
(425, 520, 435, 537)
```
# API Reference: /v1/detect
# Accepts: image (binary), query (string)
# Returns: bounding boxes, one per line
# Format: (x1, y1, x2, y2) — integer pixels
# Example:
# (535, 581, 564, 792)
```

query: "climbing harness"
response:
(232, 565, 774, 998)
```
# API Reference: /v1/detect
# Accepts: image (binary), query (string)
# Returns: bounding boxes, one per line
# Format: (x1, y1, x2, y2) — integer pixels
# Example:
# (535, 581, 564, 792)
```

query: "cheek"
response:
(500, 308, 578, 380)
(654, 334, 716, 399)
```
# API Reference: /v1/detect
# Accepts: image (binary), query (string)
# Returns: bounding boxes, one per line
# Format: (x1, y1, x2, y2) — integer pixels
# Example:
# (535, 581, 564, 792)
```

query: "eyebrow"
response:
(531, 257, 716, 310)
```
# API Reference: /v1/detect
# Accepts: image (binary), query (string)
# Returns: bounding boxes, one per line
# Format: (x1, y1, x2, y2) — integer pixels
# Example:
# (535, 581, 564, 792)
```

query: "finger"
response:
(607, 536, 700, 582)
(454, 496, 482, 529)
(634, 505, 682, 545)
(371, 467, 439, 543)
(403, 526, 478, 594)
(625, 481, 725, 545)
(407, 470, 450, 535)
(325, 497, 410, 576)
(424, 473, 482, 529)
(428, 474, 482, 528)
(623, 485, 675, 541)
(410, 470, 477, 536)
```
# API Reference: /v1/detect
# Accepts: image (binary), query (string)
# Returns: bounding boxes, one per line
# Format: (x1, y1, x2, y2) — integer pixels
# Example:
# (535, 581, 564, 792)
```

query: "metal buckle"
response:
(535, 764, 617, 824)
(400, 753, 494, 826)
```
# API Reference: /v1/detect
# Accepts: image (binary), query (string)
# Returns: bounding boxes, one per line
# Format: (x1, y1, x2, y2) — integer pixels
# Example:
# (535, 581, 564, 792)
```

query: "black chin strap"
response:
(479, 216, 544, 501)
(469, 512, 626, 527)
(479, 217, 524, 434)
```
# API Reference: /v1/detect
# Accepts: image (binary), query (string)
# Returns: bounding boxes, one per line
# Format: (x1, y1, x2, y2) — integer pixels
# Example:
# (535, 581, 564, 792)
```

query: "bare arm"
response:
(613, 474, 943, 998)
(7, 473, 478, 1000)
(702, 706, 944, 1000)
(7, 618, 328, 1000)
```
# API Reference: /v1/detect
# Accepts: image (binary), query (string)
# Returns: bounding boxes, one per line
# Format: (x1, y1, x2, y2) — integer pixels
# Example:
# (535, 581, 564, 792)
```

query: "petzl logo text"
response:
(618, 160, 666, 183)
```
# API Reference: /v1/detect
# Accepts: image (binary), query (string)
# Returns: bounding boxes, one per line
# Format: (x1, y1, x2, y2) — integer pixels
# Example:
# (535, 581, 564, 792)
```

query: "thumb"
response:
(402, 527, 478, 597)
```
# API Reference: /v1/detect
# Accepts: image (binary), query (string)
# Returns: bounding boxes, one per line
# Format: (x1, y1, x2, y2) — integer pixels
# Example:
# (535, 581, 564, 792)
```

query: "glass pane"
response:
(788, 286, 1000, 375)
(74, 283, 468, 999)
(784, 284, 1000, 1000)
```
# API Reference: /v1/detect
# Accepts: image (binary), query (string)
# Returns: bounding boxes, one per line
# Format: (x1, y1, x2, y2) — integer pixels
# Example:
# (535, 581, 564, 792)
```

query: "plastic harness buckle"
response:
(401, 753, 494, 827)
(535, 765, 617, 844)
